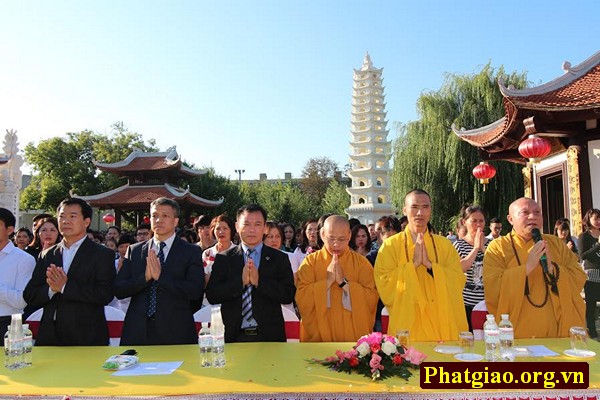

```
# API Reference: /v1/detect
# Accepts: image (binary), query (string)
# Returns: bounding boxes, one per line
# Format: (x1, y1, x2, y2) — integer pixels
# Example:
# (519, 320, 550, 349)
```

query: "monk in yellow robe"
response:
(484, 197, 586, 338)
(296, 215, 379, 342)
(374, 189, 468, 341)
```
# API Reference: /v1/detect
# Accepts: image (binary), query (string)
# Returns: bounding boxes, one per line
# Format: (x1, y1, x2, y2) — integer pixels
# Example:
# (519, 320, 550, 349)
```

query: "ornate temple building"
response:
(345, 53, 395, 224)
(454, 51, 600, 235)
(74, 148, 223, 225)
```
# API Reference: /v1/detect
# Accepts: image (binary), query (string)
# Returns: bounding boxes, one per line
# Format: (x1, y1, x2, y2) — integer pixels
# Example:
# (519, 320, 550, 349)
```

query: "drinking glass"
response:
(459, 331, 474, 354)
(569, 326, 588, 354)
(396, 329, 410, 347)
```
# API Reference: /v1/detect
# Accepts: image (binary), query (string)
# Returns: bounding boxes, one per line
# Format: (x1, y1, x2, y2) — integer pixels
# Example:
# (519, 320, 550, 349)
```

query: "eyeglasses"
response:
(324, 236, 348, 244)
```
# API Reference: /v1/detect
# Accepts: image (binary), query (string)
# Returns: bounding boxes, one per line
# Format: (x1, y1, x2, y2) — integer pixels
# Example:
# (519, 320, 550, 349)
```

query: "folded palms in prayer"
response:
(413, 233, 432, 270)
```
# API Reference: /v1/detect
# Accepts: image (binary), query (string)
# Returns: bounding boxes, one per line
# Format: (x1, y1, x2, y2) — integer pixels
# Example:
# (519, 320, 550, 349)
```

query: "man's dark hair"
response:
(489, 217, 501, 224)
(150, 197, 180, 216)
(117, 234, 135, 247)
(0, 208, 16, 228)
(136, 223, 151, 234)
(193, 215, 212, 230)
(405, 188, 431, 201)
(57, 198, 93, 220)
(236, 204, 267, 222)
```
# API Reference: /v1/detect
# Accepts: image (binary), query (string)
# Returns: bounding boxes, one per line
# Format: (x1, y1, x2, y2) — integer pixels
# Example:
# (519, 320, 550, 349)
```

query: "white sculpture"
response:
(0, 129, 23, 226)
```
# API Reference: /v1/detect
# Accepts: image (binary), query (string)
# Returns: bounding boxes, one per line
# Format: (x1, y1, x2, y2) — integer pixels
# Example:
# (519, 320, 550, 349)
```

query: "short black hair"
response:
(58, 198, 93, 220)
(150, 197, 180, 216)
(0, 208, 16, 228)
(237, 204, 267, 222)
(489, 217, 501, 224)
(405, 188, 431, 201)
(136, 223, 151, 234)
(117, 234, 135, 247)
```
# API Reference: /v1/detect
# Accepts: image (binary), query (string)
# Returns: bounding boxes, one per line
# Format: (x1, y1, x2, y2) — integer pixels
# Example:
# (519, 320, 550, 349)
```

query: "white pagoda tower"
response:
(345, 53, 395, 224)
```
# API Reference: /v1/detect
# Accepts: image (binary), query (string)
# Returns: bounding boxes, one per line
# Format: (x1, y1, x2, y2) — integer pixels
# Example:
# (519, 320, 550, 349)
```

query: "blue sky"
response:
(1, 1, 599, 181)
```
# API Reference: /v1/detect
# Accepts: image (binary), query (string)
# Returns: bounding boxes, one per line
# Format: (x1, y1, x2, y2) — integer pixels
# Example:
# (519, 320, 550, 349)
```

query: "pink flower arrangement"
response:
(309, 332, 426, 381)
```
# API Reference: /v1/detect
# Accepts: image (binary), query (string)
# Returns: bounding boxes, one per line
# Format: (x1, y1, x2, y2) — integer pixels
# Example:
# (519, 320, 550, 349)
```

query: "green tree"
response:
(300, 156, 343, 216)
(234, 181, 312, 226)
(321, 179, 350, 216)
(390, 64, 528, 231)
(183, 167, 245, 220)
(21, 123, 157, 212)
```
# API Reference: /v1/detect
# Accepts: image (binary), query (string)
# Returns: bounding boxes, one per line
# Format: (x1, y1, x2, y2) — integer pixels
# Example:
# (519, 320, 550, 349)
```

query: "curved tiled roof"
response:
(454, 51, 600, 152)
(73, 183, 223, 209)
(94, 149, 206, 177)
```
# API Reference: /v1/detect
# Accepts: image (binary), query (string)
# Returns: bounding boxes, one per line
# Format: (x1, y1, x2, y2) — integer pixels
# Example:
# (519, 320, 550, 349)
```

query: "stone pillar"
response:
(0, 130, 23, 227)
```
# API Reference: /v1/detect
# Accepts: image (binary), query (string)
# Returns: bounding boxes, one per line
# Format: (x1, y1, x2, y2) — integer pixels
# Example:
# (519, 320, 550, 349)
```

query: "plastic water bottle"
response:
(198, 325, 213, 367)
(5, 314, 24, 370)
(483, 314, 500, 362)
(22, 324, 33, 367)
(210, 305, 226, 368)
(3, 326, 10, 369)
(498, 314, 515, 362)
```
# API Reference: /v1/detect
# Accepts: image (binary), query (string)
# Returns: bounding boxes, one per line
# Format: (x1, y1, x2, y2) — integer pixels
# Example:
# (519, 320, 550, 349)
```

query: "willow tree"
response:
(390, 64, 528, 231)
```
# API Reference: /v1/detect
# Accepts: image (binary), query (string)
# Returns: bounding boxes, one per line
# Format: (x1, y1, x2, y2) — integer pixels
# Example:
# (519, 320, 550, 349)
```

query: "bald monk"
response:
(295, 215, 378, 342)
(374, 189, 468, 341)
(484, 197, 586, 338)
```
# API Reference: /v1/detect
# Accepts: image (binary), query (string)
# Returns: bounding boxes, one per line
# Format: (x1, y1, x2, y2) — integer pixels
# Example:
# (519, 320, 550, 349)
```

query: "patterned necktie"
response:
(146, 241, 165, 317)
(241, 248, 254, 326)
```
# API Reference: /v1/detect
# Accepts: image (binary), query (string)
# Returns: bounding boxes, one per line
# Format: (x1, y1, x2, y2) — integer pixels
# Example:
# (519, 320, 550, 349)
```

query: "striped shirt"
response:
(453, 238, 489, 307)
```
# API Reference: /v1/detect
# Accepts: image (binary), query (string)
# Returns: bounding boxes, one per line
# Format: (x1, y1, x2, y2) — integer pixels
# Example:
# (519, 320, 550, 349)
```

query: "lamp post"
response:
(234, 169, 245, 182)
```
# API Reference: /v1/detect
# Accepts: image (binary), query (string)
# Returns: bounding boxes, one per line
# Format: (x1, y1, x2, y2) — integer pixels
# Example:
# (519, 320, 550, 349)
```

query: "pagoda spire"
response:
(345, 54, 395, 224)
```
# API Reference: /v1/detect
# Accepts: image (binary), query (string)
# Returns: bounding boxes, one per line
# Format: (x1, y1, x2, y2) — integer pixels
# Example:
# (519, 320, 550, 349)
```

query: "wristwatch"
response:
(338, 278, 348, 288)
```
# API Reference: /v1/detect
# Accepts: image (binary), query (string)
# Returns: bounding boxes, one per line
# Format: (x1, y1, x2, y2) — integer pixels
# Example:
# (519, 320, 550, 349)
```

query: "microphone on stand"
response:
(531, 228, 549, 274)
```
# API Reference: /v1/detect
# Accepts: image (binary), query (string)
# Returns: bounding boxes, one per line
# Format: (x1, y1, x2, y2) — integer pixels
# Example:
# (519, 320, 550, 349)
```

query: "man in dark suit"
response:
(24, 198, 116, 346)
(115, 197, 203, 345)
(206, 204, 295, 342)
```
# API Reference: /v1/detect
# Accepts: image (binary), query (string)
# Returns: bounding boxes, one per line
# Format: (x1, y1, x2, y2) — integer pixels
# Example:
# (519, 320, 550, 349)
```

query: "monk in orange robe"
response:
(296, 215, 379, 342)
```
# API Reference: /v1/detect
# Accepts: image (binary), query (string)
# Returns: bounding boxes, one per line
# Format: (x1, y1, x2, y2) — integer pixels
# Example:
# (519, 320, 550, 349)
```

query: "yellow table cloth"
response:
(1, 339, 599, 398)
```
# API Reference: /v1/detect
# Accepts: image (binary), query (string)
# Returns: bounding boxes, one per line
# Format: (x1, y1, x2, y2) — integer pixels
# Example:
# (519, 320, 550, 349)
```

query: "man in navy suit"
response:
(24, 198, 116, 346)
(206, 204, 295, 342)
(115, 197, 203, 345)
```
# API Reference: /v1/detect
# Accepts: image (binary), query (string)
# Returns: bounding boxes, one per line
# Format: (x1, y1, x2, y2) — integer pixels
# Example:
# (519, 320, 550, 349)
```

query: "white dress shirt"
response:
(0, 241, 36, 316)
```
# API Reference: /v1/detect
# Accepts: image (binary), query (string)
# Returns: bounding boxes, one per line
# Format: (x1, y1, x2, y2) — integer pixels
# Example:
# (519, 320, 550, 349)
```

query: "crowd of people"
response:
(1, 189, 599, 347)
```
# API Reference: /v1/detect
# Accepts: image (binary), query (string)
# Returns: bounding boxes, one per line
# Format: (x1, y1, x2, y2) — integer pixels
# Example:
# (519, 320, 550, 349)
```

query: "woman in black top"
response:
(578, 208, 600, 339)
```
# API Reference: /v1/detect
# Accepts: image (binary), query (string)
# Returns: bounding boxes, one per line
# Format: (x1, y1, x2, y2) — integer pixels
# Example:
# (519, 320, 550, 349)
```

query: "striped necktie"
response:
(241, 248, 255, 327)
(146, 241, 165, 317)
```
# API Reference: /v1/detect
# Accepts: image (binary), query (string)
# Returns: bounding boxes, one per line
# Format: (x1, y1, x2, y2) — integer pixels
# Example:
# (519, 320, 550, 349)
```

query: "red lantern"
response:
(518, 134, 551, 164)
(102, 213, 115, 224)
(143, 216, 150, 224)
(472, 161, 496, 191)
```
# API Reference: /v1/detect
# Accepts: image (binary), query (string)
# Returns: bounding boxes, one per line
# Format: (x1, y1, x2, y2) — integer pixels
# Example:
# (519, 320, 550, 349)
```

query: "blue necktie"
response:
(147, 241, 165, 318)
(241, 249, 254, 327)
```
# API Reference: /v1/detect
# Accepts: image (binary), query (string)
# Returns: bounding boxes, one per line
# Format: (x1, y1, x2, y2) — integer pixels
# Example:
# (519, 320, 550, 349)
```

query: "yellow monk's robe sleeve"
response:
(374, 230, 467, 341)
(545, 234, 586, 336)
(484, 233, 586, 338)
(296, 251, 330, 342)
(483, 234, 527, 322)
(345, 251, 379, 339)
(296, 249, 378, 342)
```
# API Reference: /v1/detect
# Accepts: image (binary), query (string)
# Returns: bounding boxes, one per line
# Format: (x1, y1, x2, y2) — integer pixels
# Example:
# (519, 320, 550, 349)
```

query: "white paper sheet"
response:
(112, 361, 183, 376)
(516, 345, 559, 357)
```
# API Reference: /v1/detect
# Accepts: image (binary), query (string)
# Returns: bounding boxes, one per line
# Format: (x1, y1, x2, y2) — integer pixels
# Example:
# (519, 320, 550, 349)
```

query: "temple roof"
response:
(72, 183, 223, 210)
(94, 147, 206, 178)
(354, 52, 383, 74)
(453, 51, 600, 158)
